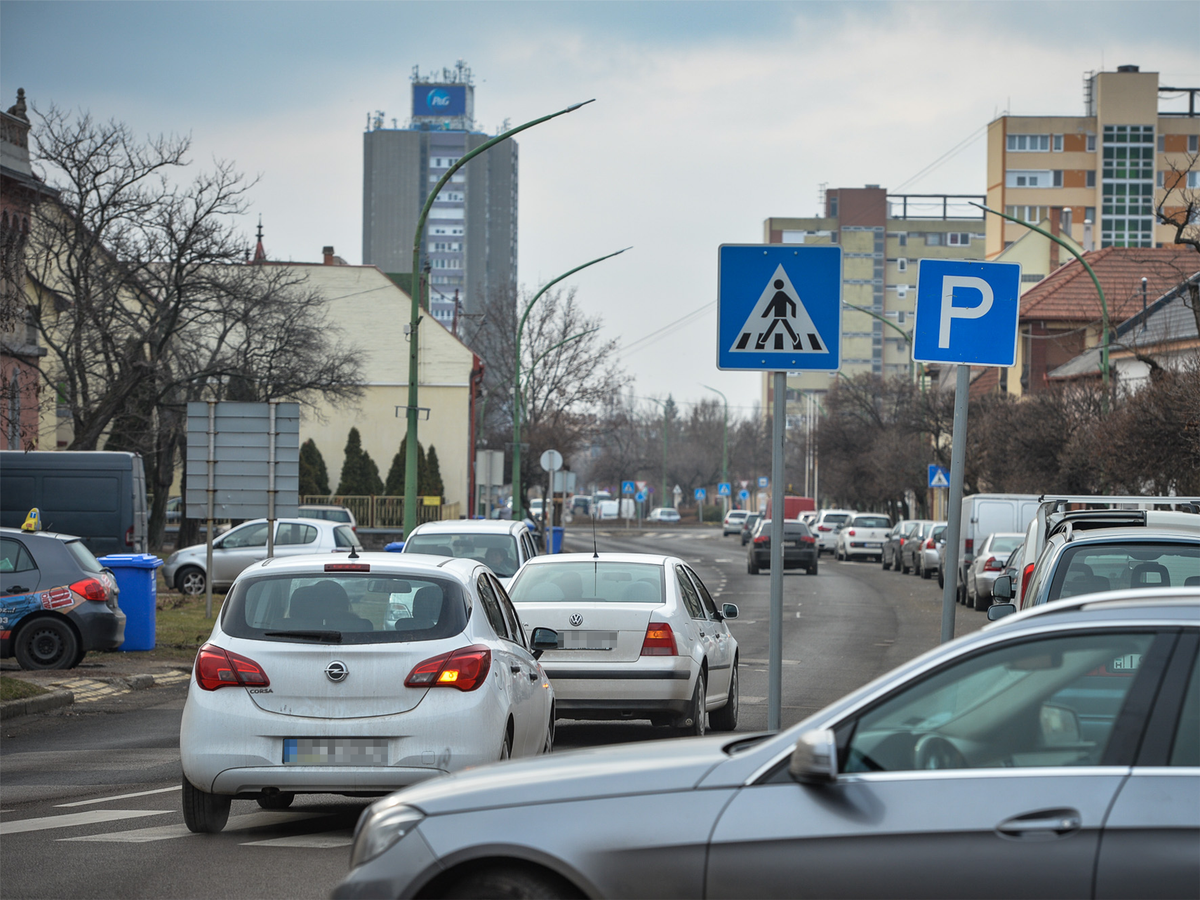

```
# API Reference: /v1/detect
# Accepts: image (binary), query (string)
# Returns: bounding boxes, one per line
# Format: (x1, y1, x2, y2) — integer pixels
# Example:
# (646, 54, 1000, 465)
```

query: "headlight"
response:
(349, 797, 425, 869)
(165, 552, 179, 565)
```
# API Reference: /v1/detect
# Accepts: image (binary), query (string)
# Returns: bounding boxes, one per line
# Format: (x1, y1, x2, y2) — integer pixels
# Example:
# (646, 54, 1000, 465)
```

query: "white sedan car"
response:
(507, 553, 739, 736)
(179, 553, 557, 833)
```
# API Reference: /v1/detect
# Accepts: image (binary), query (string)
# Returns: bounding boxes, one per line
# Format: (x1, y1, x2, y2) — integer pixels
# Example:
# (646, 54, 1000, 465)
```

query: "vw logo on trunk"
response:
(569, 614, 583, 627)
(325, 660, 349, 683)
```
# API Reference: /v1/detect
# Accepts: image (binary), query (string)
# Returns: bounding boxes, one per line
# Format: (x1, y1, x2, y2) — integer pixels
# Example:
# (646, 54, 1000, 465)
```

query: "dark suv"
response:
(0, 527, 126, 669)
(747, 519, 819, 575)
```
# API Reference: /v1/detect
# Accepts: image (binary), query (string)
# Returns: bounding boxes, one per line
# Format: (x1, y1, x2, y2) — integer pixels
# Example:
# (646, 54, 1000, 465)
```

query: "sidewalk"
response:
(0, 653, 192, 720)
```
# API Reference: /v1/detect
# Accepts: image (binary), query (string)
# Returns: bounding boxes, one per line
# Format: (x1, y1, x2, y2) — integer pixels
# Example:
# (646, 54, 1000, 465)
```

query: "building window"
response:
(947, 233, 970, 246)
(898, 233, 907, 247)
(1053, 170, 1063, 187)
(1158, 135, 1166, 152)
(1006, 170, 1053, 187)
(829, 197, 839, 217)
(925, 233, 943, 246)
(1086, 170, 1096, 188)
(1005, 205, 1049, 224)
(1190, 135, 1199, 153)
(1007, 134, 1051, 152)
(897, 258, 907, 272)
(1101, 125, 1155, 248)
(1061, 208, 1073, 231)
(1157, 171, 1165, 188)
(1188, 171, 1200, 189)
(1053, 134, 1063, 152)
(1085, 206, 1096, 223)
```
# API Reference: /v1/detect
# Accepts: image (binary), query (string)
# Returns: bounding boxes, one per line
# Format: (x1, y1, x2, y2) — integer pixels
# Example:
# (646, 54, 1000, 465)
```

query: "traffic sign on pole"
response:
(694, 488, 706, 501)
(913, 260, 1021, 366)
(621, 480, 635, 495)
(928, 464, 950, 488)
(717, 245, 842, 371)
(738, 489, 750, 501)
(717, 482, 731, 496)
(757, 476, 769, 489)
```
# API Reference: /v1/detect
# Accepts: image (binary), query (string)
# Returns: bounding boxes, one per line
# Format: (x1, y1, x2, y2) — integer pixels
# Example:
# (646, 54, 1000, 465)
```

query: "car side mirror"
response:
(987, 603, 1017, 621)
(721, 603, 739, 620)
(788, 728, 837, 784)
(992, 575, 1014, 600)
(530, 627, 558, 659)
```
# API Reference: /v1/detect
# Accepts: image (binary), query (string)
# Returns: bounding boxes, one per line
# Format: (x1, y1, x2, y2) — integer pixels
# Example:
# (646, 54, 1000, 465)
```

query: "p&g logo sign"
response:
(426, 89, 452, 109)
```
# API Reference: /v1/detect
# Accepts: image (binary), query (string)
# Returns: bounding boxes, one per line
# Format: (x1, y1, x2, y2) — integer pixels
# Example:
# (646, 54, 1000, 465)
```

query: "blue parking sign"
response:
(913, 260, 1021, 366)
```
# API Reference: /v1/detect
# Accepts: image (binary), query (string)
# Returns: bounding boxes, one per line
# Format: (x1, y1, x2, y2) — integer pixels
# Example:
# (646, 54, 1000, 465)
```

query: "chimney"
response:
(1048, 208, 1061, 270)
(323, 246, 335, 265)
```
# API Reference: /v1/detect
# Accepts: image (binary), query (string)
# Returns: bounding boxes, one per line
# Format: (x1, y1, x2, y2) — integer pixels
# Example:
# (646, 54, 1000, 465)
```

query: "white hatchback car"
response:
(648, 507, 681, 523)
(179, 552, 557, 833)
(507, 553, 739, 736)
(811, 509, 855, 555)
(400, 519, 539, 586)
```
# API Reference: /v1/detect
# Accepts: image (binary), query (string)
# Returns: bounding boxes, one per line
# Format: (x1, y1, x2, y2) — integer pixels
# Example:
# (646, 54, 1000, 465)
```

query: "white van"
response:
(953, 494, 1040, 603)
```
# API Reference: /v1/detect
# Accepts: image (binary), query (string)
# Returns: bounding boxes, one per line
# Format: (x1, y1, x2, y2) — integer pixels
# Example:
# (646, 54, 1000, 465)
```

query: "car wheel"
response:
(882, 551, 891, 571)
(182, 777, 231, 834)
(938, 568, 945, 589)
(973, 586, 991, 612)
(500, 725, 513, 761)
(14, 617, 80, 670)
(900, 555, 909, 575)
(256, 791, 295, 810)
(808, 560, 819, 575)
(747, 558, 759, 575)
(445, 865, 581, 900)
(676, 672, 707, 737)
(177, 566, 206, 596)
(542, 708, 555, 754)
(709, 661, 738, 732)
(921, 563, 932, 580)
(956, 577, 967, 605)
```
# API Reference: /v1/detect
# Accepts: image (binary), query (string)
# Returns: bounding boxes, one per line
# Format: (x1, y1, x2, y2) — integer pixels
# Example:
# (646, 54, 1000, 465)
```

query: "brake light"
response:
(983, 556, 1004, 571)
(325, 563, 370, 572)
(754, 534, 769, 545)
(801, 535, 816, 544)
(125, 526, 135, 547)
(924, 538, 935, 550)
(1020, 563, 1036, 605)
(641, 622, 677, 656)
(818, 525, 830, 532)
(964, 538, 974, 555)
(71, 578, 108, 602)
(847, 529, 856, 537)
(405, 645, 491, 692)
(195, 644, 270, 691)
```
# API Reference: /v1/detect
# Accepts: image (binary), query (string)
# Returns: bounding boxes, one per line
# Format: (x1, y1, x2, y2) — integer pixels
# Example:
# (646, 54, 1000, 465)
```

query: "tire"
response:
(500, 724, 513, 760)
(676, 672, 707, 737)
(14, 617, 80, 670)
(177, 566, 206, 596)
(900, 554, 910, 575)
(808, 560, 819, 575)
(182, 777, 231, 834)
(938, 568, 944, 589)
(747, 558, 759, 575)
(973, 585, 991, 612)
(956, 576, 967, 605)
(256, 791, 295, 810)
(921, 562, 932, 580)
(445, 865, 580, 900)
(542, 708, 555, 754)
(882, 550, 891, 571)
(709, 661, 738, 732)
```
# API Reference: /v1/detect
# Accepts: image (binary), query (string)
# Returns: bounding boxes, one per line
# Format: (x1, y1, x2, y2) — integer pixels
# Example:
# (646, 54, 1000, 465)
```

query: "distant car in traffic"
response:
(900, 520, 939, 575)
(648, 507, 682, 523)
(918, 522, 948, 579)
(740, 513, 762, 546)
(722, 509, 749, 535)
(834, 513, 891, 562)
(811, 509, 854, 556)
(747, 519, 818, 575)
(400, 519, 539, 586)
(964, 532, 1025, 610)
(297, 504, 358, 532)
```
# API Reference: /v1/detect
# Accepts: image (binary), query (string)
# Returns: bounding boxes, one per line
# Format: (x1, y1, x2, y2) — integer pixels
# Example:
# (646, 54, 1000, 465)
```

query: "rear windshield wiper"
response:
(263, 630, 343, 643)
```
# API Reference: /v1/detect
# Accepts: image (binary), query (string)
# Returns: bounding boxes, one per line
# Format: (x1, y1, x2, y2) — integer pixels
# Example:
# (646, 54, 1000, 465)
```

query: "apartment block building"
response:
(986, 65, 1200, 259)
(762, 186, 985, 422)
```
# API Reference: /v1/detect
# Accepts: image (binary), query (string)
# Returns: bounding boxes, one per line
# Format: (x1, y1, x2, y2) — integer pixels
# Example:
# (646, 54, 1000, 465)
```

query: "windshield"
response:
(1048, 540, 1200, 601)
(404, 533, 521, 577)
(221, 574, 468, 644)
(853, 516, 891, 529)
(823, 513, 851, 525)
(510, 561, 665, 603)
(988, 535, 1025, 556)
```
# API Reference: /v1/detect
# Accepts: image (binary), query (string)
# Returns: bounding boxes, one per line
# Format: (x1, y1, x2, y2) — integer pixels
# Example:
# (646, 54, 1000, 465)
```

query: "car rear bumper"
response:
(749, 548, 817, 569)
(554, 697, 692, 720)
(69, 605, 126, 651)
(843, 541, 884, 559)
(540, 658, 696, 711)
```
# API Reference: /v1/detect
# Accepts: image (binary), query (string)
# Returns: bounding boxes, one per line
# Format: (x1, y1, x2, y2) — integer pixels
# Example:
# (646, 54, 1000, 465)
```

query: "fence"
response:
(302, 496, 461, 529)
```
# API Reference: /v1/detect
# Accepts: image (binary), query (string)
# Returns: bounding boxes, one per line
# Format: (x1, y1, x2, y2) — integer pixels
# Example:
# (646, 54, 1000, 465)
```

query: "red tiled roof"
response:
(1020, 246, 1198, 323)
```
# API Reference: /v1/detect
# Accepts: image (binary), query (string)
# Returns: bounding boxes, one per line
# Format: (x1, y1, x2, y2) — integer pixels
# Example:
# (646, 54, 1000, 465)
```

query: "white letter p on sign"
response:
(938, 276, 993, 348)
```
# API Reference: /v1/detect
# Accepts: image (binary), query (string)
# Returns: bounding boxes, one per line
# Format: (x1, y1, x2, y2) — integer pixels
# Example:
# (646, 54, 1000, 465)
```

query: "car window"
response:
(221, 574, 467, 644)
(1048, 541, 1200, 601)
(476, 574, 511, 640)
(510, 561, 664, 603)
(842, 631, 1157, 772)
(854, 516, 891, 529)
(64, 539, 105, 574)
(1170, 653, 1199, 766)
(1, 538, 38, 574)
(823, 514, 851, 526)
(987, 535, 1025, 556)
(222, 523, 269, 549)
(276, 523, 318, 546)
(492, 576, 527, 649)
(783, 522, 813, 537)
(675, 566, 706, 619)
(405, 533, 521, 577)
(684, 566, 719, 618)
(333, 525, 362, 549)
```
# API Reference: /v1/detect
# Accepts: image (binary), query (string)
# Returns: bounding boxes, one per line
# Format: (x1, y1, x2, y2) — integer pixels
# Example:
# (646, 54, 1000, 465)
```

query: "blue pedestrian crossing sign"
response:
(695, 488, 706, 501)
(913, 260, 1021, 366)
(717, 245, 842, 371)
(621, 480, 635, 495)
(717, 482, 731, 496)
(928, 464, 950, 488)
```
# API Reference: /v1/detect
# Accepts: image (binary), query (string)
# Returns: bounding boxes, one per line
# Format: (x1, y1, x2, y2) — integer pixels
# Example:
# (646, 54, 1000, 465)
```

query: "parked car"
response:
(953, 494, 1040, 603)
(179, 552, 557, 834)
(964, 532, 1025, 610)
(507, 553, 739, 734)
(881, 520, 913, 571)
(0, 526, 125, 669)
(747, 519, 818, 575)
(163, 517, 361, 595)
(648, 507, 682, 524)
(722, 509, 749, 535)
(740, 513, 762, 546)
(400, 519, 538, 586)
(835, 513, 891, 562)
(297, 504, 358, 532)
(335, 591, 1200, 900)
(918, 522, 948, 580)
(811, 509, 854, 555)
(900, 520, 939, 575)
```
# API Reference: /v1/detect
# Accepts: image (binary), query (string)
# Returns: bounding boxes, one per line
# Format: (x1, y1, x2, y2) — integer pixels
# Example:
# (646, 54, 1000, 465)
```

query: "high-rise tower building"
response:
(362, 61, 518, 324)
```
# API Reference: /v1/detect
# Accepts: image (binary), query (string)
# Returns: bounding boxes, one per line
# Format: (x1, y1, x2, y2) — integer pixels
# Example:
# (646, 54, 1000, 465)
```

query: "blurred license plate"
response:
(865, 542, 882, 548)
(283, 738, 389, 766)
(558, 630, 617, 650)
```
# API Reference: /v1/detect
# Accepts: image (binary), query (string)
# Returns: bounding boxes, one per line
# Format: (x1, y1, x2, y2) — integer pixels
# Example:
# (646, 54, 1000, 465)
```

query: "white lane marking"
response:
(740, 696, 766, 704)
(56, 786, 180, 808)
(241, 833, 353, 848)
(59, 811, 323, 843)
(713, 559, 733, 563)
(795, 611, 802, 618)
(2, 809, 171, 835)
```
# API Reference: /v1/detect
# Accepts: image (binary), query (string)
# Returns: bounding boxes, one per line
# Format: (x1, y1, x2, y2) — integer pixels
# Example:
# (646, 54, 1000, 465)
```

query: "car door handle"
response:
(7, 585, 29, 593)
(510, 664, 522, 675)
(996, 809, 1082, 839)
(527, 670, 538, 682)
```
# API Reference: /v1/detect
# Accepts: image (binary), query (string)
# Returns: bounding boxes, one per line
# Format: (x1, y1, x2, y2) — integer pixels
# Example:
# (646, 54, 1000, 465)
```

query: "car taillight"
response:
(847, 529, 857, 536)
(404, 645, 491, 692)
(125, 526, 134, 547)
(983, 556, 1004, 571)
(1021, 563, 1036, 605)
(641, 622, 677, 656)
(924, 538, 935, 550)
(326, 563, 370, 572)
(195, 644, 270, 691)
(818, 525, 830, 532)
(71, 577, 109, 602)
(801, 535, 816, 544)
(754, 535, 769, 545)
(964, 538, 974, 555)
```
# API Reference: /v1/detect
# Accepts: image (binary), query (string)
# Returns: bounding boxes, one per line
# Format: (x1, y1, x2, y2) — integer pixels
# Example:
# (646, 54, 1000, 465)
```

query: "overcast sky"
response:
(3, 1, 1197, 418)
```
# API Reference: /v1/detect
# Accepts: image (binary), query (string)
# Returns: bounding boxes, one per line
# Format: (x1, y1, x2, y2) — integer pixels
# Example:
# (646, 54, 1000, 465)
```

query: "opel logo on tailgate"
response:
(569, 614, 583, 627)
(325, 661, 348, 683)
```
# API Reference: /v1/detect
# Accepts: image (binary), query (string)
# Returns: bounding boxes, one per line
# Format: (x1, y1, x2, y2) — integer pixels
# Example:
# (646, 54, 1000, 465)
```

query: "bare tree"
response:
(1155, 150, 1200, 335)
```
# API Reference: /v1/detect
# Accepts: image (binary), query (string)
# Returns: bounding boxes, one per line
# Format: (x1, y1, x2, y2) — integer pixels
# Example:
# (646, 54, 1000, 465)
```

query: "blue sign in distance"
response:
(412, 84, 468, 118)
(717, 482, 731, 496)
(928, 464, 950, 489)
(757, 476, 769, 489)
(717, 245, 842, 371)
(913, 260, 1021, 366)
(695, 488, 707, 501)
(739, 489, 750, 501)
(621, 480, 636, 495)
(635, 490, 646, 503)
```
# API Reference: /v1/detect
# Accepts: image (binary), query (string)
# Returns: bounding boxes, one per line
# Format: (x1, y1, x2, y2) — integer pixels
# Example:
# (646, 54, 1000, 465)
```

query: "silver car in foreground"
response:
(334, 591, 1199, 899)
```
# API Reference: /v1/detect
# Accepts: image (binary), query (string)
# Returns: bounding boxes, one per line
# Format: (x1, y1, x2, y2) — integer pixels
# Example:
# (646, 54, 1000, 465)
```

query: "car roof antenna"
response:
(348, 544, 360, 559)
(591, 509, 599, 559)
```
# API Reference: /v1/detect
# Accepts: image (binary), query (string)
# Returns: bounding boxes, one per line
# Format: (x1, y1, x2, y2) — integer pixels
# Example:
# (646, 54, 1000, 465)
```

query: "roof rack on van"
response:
(1038, 495, 1200, 512)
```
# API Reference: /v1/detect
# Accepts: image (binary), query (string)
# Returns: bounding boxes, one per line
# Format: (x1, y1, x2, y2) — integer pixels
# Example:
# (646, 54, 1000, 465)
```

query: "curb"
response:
(0, 689, 75, 721)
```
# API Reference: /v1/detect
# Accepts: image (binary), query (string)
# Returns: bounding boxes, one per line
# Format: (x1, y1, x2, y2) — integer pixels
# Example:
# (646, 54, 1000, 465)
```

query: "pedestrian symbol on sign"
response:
(731, 265, 826, 354)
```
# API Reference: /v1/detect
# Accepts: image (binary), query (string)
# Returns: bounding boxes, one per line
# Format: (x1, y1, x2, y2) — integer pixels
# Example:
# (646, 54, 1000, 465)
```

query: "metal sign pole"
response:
(769, 371, 786, 731)
(205, 402, 216, 620)
(267, 402, 276, 558)
(939, 364, 970, 643)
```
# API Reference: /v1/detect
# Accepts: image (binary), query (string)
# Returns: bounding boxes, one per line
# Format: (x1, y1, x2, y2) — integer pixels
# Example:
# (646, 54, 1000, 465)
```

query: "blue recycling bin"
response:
(97, 553, 163, 652)
(384, 541, 405, 553)
(551, 526, 564, 554)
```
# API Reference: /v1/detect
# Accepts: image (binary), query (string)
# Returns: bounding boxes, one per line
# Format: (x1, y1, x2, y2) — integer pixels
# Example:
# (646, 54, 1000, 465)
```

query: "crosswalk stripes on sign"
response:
(730, 264, 827, 354)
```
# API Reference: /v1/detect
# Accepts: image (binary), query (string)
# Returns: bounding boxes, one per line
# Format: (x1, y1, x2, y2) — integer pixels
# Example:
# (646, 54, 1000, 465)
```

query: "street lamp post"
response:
(511, 249, 630, 520)
(645, 398, 670, 512)
(703, 385, 728, 511)
(402, 99, 595, 537)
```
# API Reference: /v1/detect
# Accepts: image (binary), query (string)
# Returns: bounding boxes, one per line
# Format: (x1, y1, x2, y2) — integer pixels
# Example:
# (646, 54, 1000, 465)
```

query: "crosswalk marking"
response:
(59, 810, 323, 843)
(56, 786, 180, 808)
(241, 833, 353, 848)
(1, 809, 171, 835)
